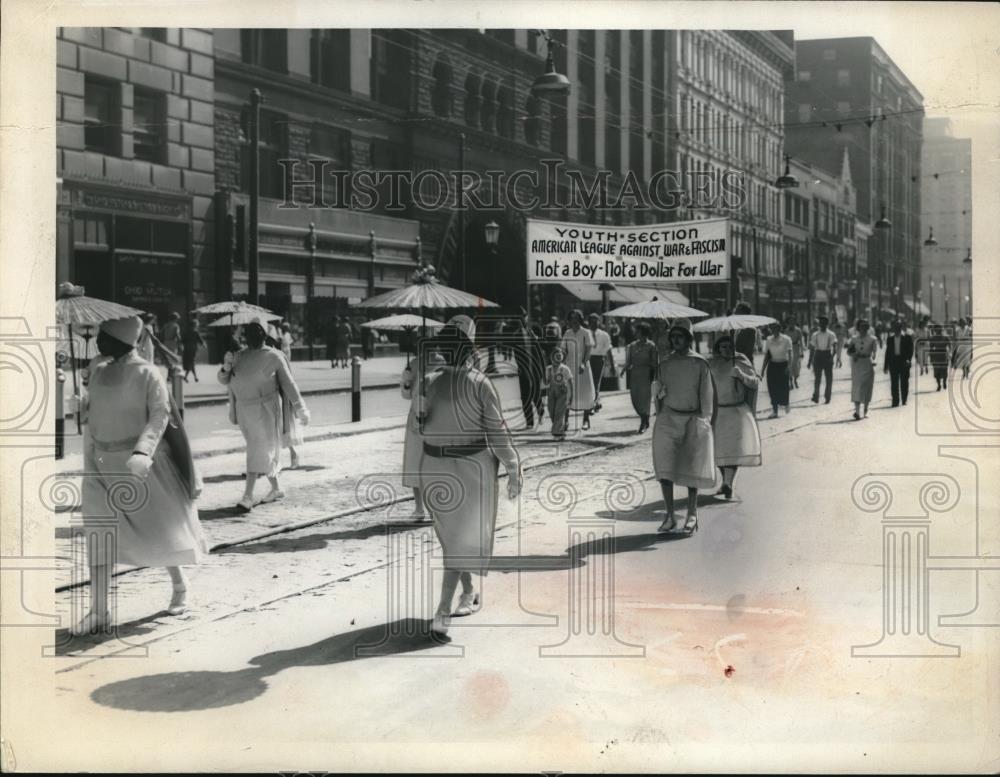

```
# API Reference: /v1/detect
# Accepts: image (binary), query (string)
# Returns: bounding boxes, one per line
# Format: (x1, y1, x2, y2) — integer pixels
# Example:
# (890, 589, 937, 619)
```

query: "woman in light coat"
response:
(218, 317, 310, 511)
(708, 336, 761, 500)
(74, 316, 208, 635)
(418, 317, 521, 637)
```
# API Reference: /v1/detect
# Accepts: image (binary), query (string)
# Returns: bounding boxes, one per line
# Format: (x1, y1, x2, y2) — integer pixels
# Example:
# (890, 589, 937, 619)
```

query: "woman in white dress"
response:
(75, 316, 209, 635)
(559, 309, 596, 430)
(218, 317, 310, 511)
(418, 316, 521, 636)
(847, 318, 878, 420)
(708, 336, 761, 500)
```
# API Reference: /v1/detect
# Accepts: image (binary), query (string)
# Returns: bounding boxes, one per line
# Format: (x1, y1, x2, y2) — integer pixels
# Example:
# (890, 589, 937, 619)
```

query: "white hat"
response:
(446, 314, 476, 344)
(100, 316, 143, 347)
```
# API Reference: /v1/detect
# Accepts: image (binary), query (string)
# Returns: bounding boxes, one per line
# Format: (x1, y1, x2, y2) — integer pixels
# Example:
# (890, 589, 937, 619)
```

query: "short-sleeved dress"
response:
(652, 352, 717, 489)
(709, 353, 761, 467)
(849, 334, 878, 403)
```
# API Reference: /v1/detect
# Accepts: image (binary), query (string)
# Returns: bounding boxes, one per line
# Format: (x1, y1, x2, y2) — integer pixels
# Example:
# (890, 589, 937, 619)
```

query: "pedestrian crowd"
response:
(69, 302, 974, 639)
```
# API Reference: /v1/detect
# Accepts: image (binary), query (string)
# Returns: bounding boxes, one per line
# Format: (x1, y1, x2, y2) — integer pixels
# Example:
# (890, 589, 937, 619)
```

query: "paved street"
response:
(39, 362, 996, 772)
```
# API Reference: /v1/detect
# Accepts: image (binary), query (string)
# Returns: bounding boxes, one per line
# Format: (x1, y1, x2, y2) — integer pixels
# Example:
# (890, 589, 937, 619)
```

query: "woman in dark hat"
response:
(219, 317, 310, 511)
(417, 315, 521, 636)
(651, 318, 716, 535)
(708, 335, 761, 499)
(75, 315, 208, 635)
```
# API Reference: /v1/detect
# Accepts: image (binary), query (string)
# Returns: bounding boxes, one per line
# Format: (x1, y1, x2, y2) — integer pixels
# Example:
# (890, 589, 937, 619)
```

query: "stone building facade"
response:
(56, 27, 216, 321)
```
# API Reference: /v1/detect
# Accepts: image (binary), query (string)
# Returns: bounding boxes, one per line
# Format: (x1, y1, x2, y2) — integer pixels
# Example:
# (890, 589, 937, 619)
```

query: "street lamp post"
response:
(874, 204, 891, 324)
(248, 88, 263, 306)
(787, 268, 798, 321)
(484, 220, 501, 374)
(306, 222, 317, 360)
(963, 249, 972, 319)
(893, 284, 901, 322)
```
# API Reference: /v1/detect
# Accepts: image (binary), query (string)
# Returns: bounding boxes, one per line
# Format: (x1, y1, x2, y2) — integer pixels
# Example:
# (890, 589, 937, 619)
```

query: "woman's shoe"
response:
(719, 484, 732, 500)
(582, 418, 591, 430)
(853, 411, 860, 420)
(452, 593, 481, 617)
(430, 612, 450, 636)
(167, 586, 188, 616)
(259, 488, 285, 504)
(680, 512, 699, 536)
(69, 610, 110, 636)
(657, 513, 679, 533)
(289, 451, 300, 469)
(235, 496, 254, 513)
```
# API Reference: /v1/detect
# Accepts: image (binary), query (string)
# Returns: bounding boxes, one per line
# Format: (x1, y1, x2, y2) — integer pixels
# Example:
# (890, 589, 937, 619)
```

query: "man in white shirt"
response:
(587, 313, 613, 413)
(808, 315, 838, 404)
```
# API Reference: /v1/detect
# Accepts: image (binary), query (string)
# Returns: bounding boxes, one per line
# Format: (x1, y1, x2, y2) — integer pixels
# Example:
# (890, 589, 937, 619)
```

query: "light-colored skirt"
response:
(401, 408, 422, 487)
(652, 409, 716, 489)
(82, 438, 209, 567)
(236, 394, 283, 476)
(420, 449, 499, 574)
(569, 366, 595, 411)
(714, 403, 762, 467)
(851, 360, 875, 403)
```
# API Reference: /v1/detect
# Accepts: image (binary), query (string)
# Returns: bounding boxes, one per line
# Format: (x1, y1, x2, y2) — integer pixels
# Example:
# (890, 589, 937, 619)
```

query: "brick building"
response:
(56, 27, 216, 322)
(784, 37, 924, 320)
(920, 117, 972, 322)
(780, 152, 861, 324)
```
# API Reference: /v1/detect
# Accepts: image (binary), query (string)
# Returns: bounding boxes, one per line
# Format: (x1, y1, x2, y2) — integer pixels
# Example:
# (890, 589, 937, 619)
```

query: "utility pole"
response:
(458, 133, 466, 290)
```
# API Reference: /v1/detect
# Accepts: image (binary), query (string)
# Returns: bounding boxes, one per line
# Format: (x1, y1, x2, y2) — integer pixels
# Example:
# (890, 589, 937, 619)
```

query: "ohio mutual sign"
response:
(526, 217, 730, 285)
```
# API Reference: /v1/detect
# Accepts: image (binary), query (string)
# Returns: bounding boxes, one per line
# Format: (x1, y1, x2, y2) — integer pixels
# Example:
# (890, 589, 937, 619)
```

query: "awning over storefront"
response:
(903, 296, 931, 316)
(559, 283, 689, 306)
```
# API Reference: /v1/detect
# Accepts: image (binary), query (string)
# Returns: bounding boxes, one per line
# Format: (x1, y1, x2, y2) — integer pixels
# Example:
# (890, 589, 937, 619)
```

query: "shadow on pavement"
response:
(216, 521, 423, 555)
(89, 618, 441, 712)
(201, 473, 246, 484)
(198, 505, 248, 521)
(53, 611, 167, 655)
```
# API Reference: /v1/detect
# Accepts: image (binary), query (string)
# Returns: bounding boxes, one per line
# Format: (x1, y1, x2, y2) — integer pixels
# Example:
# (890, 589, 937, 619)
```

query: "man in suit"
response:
(883, 319, 914, 407)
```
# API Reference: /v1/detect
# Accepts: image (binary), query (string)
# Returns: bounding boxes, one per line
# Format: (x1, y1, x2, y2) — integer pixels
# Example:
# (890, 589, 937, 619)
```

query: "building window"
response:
(310, 30, 351, 92)
(480, 78, 497, 133)
(464, 73, 481, 127)
(836, 68, 850, 87)
(525, 96, 542, 146)
(798, 69, 811, 82)
(822, 48, 836, 61)
(242, 110, 288, 199)
(797, 103, 811, 124)
(371, 30, 411, 110)
(496, 82, 514, 139)
(431, 55, 454, 118)
(84, 78, 117, 155)
(836, 101, 851, 117)
(309, 124, 351, 205)
(241, 29, 287, 73)
(132, 88, 165, 163)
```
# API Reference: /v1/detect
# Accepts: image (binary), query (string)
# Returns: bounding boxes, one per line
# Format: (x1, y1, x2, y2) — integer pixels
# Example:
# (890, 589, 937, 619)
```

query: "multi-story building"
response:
(665, 30, 794, 313)
(784, 37, 924, 320)
(56, 28, 802, 347)
(780, 152, 860, 324)
(56, 27, 216, 323)
(920, 117, 972, 322)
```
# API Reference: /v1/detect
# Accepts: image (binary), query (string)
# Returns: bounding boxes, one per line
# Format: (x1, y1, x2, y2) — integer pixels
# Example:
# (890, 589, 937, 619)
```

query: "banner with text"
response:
(527, 217, 730, 284)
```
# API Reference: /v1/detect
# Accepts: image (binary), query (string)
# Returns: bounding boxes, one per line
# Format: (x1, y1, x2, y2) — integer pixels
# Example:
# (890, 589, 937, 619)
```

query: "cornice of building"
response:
(725, 30, 795, 76)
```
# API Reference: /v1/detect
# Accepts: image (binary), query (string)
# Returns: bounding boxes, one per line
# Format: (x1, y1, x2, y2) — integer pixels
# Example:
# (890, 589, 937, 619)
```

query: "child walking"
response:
(546, 346, 573, 440)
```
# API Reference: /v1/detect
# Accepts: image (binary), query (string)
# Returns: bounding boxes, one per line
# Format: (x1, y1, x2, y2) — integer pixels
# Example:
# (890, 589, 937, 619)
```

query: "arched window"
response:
(464, 73, 481, 127)
(525, 96, 542, 146)
(496, 82, 514, 139)
(431, 55, 453, 118)
(480, 78, 497, 133)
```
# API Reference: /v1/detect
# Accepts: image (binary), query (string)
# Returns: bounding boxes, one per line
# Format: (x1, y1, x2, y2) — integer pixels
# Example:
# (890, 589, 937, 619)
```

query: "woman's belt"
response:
(91, 436, 140, 452)
(664, 406, 700, 415)
(237, 389, 279, 405)
(423, 440, 489, 458)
